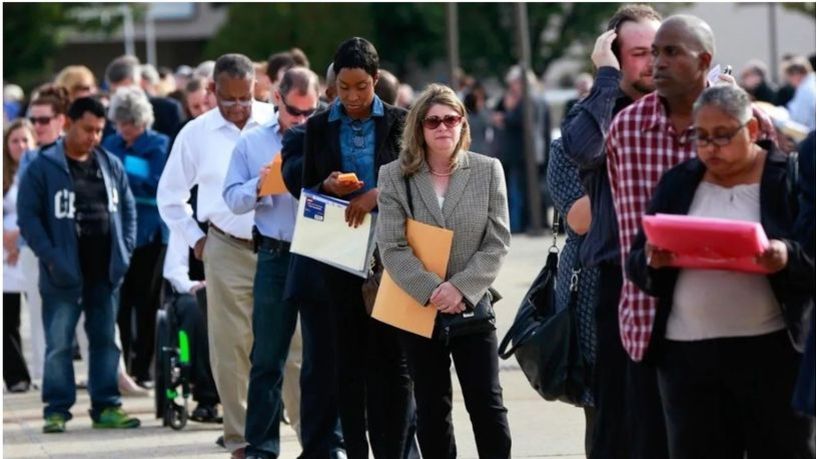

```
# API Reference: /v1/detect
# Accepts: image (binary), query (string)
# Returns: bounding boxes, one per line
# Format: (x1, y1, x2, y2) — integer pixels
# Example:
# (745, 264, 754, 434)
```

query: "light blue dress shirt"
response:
(222, 118, 298, 242)
(328, 95, 384, 197)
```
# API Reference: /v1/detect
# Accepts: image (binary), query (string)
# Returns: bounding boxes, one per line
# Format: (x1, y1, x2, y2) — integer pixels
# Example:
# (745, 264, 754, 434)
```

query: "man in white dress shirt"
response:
(157, 53, 275, 459)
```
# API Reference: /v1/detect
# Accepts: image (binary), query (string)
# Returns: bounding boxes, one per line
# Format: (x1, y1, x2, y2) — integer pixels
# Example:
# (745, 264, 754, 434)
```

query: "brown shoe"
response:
(230, 447, 246, 459)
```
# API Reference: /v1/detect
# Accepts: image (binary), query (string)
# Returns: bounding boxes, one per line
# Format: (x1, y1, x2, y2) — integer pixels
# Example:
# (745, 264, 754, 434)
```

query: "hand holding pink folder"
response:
(642, 213, 772, 274)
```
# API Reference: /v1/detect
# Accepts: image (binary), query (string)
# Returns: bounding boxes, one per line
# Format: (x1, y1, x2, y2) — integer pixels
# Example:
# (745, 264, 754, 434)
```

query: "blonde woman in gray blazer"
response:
(377, 84, 512, 458)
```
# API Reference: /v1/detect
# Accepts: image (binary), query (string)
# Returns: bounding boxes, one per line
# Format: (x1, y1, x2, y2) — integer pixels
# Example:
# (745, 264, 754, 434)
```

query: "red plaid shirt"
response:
(606, 92, 776, 361)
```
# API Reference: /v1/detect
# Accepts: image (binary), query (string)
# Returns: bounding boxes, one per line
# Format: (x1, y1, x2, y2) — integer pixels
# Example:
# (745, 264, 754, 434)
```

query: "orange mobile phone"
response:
(338, 172, 359, 184)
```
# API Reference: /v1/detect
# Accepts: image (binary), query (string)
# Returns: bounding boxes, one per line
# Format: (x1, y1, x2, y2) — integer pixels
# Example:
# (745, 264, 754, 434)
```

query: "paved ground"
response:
(3, 234, 588, 458)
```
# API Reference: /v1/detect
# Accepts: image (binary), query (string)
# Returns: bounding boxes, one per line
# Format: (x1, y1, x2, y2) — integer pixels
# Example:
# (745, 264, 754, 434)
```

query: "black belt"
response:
(258, 235, 290, 253)
(209, 223, 254, 251)
(252, 226, 291, 253)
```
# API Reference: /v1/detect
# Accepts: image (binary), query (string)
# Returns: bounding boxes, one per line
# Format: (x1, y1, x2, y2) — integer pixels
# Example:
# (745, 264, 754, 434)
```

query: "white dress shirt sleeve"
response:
(157, 126, 206, 248)
(222, 135, 263, 215)
(163, 231, 198, 294)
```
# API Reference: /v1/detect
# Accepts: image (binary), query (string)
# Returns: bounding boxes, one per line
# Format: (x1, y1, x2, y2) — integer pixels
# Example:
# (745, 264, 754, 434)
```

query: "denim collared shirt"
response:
(560, 66, 632, 267)
(328, 96, 384, 197)
(222, 118, 298, 242)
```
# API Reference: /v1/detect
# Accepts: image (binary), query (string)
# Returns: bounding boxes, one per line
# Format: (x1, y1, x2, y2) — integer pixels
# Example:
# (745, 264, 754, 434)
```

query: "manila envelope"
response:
(259, 153, 287, 196)
(372, 219, 453, 338)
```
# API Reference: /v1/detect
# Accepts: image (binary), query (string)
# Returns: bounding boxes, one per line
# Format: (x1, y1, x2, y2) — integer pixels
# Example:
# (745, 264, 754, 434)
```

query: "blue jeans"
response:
(245, 246, 299, 456)
(42, 281, 121, 420)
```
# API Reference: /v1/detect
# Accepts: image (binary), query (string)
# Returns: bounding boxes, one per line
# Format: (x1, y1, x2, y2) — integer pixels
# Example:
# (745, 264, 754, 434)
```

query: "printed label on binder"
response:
(304, 196, 326, 221)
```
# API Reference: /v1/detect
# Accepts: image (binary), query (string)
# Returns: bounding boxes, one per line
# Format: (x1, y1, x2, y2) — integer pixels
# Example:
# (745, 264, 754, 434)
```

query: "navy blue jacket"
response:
(627, 144, 814, 357)
(102, 129, 170, 247)
(560, 66, 632, 267)
(17, 139, 137, 298)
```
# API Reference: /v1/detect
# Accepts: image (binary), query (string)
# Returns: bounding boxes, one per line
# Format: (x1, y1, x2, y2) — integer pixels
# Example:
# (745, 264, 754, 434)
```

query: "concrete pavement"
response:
(3, 234, 588, 458)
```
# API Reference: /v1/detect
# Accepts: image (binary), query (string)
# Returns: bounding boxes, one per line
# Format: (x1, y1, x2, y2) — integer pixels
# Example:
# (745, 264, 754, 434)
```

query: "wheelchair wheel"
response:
(154, 308, 170, 420)
(165, 398, 188, 430)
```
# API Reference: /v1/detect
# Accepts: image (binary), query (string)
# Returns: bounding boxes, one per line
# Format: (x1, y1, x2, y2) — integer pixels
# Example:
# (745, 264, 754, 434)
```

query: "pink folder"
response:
(641, 213, 771, 274)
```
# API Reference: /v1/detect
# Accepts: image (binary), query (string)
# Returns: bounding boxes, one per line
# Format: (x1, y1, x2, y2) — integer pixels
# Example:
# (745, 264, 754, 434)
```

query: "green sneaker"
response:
(43, 414, 66, 433)
(91, 407, 140, 429)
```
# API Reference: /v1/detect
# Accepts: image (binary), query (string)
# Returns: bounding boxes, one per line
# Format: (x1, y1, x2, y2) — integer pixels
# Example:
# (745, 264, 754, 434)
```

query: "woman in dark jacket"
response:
(103, 86, 170, 387)
(627, 85, 814, 459)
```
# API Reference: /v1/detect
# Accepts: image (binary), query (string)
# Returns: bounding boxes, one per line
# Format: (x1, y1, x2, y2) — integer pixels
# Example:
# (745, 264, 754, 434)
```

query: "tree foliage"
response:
(204, 3, 624, 81)
(204, 3, 376, 74)
(3, 3, 122, 90)
(782, 2, 816, 18)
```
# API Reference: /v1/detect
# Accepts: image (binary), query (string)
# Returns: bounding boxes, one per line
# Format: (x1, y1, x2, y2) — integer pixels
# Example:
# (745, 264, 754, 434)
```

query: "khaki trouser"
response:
(203, 228, 256, 452)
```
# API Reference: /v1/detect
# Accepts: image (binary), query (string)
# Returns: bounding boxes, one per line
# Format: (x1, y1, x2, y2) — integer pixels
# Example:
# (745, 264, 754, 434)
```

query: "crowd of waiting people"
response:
(3, 4, 815, 459)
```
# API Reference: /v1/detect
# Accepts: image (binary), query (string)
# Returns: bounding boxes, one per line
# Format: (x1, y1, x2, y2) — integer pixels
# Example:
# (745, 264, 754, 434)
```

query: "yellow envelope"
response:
(372, 219, 453, 338)
(259, 153, 287, 196)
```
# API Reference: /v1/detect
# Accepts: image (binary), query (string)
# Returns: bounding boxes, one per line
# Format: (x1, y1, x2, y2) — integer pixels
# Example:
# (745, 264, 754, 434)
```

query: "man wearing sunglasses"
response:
(222, 67, 321, 459)
(157, 53, 276, 459)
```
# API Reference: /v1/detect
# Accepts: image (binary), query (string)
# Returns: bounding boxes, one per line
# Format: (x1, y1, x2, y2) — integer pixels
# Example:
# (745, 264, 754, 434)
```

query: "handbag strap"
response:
(404, 175, 414, 218)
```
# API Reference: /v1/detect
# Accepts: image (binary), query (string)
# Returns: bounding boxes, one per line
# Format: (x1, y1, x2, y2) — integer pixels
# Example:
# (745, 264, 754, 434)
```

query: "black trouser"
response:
(591, 263, 668, 459)
(299, 299, 344, 458)
(119, 241, 165, 381)
(331, 273, 414, 459)
(590, 263, 630, 459)
(399, 329, 511, 459)
(3, 292, 31, 388)
(172, 292, 218, 405)
(658, 330, 814, 459)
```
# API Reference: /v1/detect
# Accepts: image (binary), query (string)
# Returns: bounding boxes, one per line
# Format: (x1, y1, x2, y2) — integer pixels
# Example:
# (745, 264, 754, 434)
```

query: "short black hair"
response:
(267, 51, 297, 82)
(67, 97, 107, 121)
(333, 37, 379, 77)
(213, 53, 254, 82)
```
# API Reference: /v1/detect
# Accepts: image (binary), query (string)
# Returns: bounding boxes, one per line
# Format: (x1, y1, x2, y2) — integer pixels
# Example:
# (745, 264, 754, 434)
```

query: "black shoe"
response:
(134, 378, 154, 390)
(8, 381, 30, 393)
(191, 403, 222, 423)
(216, 435, 226, 448)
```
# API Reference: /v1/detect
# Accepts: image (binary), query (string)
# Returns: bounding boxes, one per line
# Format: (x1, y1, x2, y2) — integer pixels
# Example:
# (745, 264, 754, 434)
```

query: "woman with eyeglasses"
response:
(102, 86, 170, 391)
(377, 83, 512, 457)
(627, 85, 814, 458)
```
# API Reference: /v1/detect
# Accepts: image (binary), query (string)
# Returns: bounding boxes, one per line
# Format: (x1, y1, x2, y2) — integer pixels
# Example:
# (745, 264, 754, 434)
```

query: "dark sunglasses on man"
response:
(422, 114, 463, 130)
(29, 116, 54, 125)
(282, 100, 316, 118)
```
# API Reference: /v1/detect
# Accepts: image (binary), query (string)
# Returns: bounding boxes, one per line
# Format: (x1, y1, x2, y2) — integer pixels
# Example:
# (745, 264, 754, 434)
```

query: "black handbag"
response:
(403, 175, 498, 342)
(435, 288, 500, 344)
(497, 218, 588, 406)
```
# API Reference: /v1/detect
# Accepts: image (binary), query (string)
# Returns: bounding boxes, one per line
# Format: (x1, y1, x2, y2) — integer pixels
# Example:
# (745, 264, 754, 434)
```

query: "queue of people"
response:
(3, 7, 814, 459)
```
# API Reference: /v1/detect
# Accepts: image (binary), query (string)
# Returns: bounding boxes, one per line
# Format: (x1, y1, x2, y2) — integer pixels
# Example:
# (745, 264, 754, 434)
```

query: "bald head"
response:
(325, 63, 337, 101)
(660, 15, 715, 56)
(652, 14, 715, 101)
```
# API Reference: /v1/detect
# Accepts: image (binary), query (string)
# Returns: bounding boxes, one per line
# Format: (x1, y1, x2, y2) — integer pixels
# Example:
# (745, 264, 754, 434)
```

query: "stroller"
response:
(154, 282, 207, 430)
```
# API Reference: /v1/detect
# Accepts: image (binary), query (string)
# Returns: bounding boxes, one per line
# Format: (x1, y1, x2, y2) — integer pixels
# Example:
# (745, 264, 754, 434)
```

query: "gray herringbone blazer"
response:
(376, 151, 511, 307)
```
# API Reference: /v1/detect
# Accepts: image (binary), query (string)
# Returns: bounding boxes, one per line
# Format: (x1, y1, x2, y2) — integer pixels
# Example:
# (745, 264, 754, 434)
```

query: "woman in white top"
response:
(4, 119, 35, 392)
(628, 85, 814, 459)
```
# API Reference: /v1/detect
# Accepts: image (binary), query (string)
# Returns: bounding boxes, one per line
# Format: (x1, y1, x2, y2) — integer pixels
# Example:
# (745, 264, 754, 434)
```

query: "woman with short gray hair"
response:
(102, 86, 171, 388)
(627, 84, 814, 458)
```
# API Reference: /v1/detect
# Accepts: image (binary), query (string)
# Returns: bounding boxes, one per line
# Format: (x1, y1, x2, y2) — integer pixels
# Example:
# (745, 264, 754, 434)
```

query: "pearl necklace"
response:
(429, 168, 454, 177)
